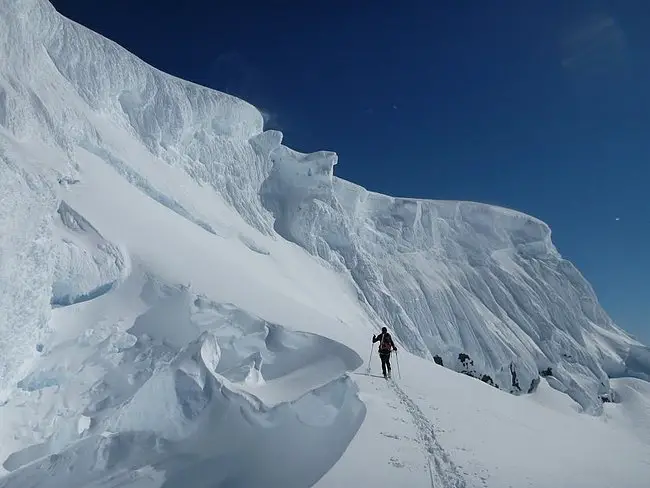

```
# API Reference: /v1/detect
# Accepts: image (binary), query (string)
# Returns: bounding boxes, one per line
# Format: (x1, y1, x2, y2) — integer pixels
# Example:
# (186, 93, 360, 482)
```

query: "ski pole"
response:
(395, 351, 401, 379)
(366, 343, 373, 373)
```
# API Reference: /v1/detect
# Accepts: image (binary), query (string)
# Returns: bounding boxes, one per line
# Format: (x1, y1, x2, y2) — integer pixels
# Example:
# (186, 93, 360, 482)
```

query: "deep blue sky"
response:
(50, 0, 649, 343)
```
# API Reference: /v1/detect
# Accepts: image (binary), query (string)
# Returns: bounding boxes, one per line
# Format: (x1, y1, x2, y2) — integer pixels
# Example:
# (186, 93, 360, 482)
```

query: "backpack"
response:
(379, 333, 393, 352)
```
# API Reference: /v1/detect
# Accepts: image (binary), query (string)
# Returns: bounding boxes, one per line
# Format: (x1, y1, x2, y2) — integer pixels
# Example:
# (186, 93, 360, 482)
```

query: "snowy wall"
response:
(0, 156, 56, 396)
(259, 139, 646, 413)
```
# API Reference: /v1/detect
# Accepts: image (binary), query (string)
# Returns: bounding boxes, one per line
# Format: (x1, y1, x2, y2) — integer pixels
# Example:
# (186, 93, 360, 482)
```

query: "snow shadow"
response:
(51, 201, 129, 308)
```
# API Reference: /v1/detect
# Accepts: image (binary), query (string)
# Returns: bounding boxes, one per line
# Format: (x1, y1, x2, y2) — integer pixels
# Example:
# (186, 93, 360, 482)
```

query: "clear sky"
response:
(50, 0, 649, 343)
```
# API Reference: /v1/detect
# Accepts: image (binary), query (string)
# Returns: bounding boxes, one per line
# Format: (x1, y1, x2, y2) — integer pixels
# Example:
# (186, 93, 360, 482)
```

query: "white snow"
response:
(1, 0, 650, 486)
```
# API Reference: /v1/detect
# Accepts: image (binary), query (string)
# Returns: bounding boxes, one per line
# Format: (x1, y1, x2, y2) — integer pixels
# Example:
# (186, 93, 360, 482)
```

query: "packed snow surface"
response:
(1, 0, 650, 486)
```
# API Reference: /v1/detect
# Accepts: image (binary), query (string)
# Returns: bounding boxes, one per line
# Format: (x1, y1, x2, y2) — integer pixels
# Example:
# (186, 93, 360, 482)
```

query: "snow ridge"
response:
(1, 0, 273, 235)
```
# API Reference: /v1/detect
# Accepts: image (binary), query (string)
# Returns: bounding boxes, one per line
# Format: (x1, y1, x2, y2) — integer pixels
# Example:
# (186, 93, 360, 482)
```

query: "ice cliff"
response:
(260, 143, 650, 411)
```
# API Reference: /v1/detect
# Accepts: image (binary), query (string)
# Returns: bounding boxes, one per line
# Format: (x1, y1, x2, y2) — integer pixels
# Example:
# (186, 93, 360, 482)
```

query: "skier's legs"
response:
(379, 353, 391, 376)
(379, 353, 387, 376)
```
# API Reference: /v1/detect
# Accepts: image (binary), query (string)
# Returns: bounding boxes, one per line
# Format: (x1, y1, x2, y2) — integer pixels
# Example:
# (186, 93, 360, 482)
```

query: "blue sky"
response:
(51, 0, 649, 343)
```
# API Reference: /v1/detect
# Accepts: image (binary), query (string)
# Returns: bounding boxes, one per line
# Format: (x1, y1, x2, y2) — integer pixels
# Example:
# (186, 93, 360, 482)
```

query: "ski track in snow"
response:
(388, 379, 467, 488)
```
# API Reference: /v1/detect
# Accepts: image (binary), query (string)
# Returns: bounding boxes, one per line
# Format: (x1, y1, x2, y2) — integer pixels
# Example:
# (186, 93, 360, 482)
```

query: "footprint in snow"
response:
(389, 457, 405, 468)
(380, 431, 400, 440)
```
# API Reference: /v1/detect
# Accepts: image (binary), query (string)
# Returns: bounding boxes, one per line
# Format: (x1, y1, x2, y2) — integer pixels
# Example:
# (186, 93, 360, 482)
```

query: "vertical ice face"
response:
(0, 158, 57, 395)
(0, 0, 275, 235)
(260, 150, 644, 413)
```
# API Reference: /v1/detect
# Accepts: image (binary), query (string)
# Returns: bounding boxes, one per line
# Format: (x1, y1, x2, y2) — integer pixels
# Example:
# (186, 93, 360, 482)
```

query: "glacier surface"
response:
(1, 1, 649, 486)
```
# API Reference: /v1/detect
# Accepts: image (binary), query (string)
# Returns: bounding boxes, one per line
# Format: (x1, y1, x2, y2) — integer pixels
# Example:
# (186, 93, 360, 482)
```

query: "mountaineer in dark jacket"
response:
(372, 327, 397, 378)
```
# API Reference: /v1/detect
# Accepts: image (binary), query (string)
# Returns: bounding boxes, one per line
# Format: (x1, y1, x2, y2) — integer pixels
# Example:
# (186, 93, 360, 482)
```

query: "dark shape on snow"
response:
(458, 353, 472, 364)
(372, 327, 397, 378)
(458, 352, 476, 377)
(481, 374, 495, 386)
(433, 355, 444, 366)
(540, 367, 553, 377)
(509, 362, 521, 392)
(528, 377, 541, 394)
(600, 391, 619, 403)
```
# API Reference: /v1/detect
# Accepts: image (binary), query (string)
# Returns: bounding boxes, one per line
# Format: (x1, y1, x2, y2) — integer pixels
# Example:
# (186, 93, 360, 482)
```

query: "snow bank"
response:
(624, 345, 650, 381)
(0, 274, 365, 487)
(606, 378, 650, 443)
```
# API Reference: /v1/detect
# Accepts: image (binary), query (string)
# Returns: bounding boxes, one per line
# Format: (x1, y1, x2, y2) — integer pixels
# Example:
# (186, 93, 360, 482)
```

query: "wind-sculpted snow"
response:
(0, 0, 274, 235)
(1, 274, 365, 487)
(52, 201, 129, 307)
(2, 1, 262, 142)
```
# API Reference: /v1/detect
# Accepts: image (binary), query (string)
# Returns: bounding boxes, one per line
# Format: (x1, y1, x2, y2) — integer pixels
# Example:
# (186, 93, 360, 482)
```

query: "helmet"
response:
(381, 327, 387, 333)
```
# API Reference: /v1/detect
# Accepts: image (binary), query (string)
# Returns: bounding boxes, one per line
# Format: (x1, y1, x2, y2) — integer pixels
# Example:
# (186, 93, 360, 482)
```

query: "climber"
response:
(372, 327, 397, 378)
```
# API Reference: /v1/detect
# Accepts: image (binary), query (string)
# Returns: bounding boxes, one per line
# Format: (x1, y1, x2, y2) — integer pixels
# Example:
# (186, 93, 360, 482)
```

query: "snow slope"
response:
(1, 0, 649, 486)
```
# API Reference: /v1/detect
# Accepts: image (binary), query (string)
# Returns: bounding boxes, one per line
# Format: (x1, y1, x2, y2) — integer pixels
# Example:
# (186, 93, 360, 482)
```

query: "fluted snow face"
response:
(262, 150, 644, 413)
